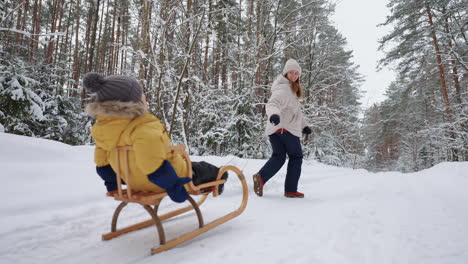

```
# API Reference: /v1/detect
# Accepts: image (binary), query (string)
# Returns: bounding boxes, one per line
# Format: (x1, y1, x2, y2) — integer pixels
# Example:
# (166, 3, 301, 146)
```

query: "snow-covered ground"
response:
(1, 132, 467, 264)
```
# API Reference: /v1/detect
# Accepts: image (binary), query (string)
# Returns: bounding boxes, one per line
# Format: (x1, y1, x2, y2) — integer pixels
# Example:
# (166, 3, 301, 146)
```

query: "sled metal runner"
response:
(101, 145, 249, 254)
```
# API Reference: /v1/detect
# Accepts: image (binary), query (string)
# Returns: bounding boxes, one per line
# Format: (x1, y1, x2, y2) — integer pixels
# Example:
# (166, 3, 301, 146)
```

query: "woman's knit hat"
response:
(282, 59, 302, 77)
(82, 72, 142, 103)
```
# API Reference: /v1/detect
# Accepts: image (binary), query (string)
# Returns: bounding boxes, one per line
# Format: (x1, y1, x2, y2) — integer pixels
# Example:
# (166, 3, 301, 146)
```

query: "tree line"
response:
(0, 0, 465, 171)
(362, 0, 467, 171)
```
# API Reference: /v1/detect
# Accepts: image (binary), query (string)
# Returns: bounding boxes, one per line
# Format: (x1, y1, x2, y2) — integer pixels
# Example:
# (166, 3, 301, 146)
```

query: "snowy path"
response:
(1, 133, 467, 264)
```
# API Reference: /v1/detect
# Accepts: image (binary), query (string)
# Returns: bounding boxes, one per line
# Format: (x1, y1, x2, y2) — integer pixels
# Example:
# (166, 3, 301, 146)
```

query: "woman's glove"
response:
(269, 114, 280, 126)
(302, 126, 312, 135)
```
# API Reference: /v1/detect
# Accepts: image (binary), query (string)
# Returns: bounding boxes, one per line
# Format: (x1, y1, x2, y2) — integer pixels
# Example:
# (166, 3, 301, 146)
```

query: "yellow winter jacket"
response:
(86, 101, 188, 192)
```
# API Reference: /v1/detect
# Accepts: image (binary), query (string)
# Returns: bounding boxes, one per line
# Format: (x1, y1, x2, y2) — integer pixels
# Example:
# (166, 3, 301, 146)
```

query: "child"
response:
(83, 72, 227, 203)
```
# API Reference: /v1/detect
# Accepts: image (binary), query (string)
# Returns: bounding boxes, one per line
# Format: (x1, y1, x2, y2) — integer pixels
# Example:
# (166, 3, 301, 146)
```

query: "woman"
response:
(253, 59, 311, 198)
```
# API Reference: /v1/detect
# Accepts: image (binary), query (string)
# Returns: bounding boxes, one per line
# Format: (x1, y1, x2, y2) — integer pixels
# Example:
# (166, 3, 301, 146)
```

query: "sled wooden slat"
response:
(107, 189, 167, 205)
(101, 145, 248, 255)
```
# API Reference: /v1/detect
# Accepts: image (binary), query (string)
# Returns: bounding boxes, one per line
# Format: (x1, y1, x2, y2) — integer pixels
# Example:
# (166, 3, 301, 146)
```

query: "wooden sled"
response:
(101, 145, 248, 254)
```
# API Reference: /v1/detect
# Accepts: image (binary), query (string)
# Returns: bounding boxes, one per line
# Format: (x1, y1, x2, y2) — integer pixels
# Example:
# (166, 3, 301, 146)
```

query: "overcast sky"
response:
(331, 0, 395, 109)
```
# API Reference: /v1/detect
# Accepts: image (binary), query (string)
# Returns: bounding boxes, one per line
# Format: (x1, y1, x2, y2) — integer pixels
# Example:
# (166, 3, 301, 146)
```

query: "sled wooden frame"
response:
(101, 145, 248, 254)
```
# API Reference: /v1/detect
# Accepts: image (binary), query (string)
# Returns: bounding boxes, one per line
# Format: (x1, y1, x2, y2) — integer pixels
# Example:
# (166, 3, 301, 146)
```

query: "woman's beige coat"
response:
(265, 75, 308, 138)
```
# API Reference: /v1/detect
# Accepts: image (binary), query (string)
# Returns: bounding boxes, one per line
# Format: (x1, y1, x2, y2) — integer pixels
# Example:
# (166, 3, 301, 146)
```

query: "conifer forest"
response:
(0, 0, 466, 172)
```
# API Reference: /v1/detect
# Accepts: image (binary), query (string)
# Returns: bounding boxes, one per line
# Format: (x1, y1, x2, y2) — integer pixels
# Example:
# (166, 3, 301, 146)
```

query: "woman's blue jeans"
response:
(258, 131, 303, 192)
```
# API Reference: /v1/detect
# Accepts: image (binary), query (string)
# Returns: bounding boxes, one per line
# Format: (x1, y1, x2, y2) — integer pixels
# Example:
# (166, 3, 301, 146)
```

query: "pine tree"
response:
(0, 56, 44, 136)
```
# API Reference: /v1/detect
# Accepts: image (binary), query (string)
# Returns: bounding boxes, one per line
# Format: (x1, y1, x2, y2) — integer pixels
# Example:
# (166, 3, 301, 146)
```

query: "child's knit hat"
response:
(83, 72, 142, 103)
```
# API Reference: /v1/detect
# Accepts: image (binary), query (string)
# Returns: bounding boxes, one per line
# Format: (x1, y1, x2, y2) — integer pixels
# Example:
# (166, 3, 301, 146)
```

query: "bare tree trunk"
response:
(203, 0, 212, 83)
(113, 10, 121, 73)
(83, 4, 93, 74)
(221, 42, 227, 90)
(95, 0, 107, 73)
(14, 1, 24, 51)
(103, 0, 111, 73)
(29, 0, 42, 61)
(213, 42, 220, 87)
(54, 0, 66, 65)
(426, 5, 452, 120)
(82, 0, 100, 102)
(307, 21, 318, 93)
(138, 0, 151, 88)
(442, 7, 462, 105)
(120, 6, 128, 73)
(108, 0, 118, 74)
(254, 0, 267, 113)
(88, 0, 101, 72)
(210, 1, 221, 88)
(264, 0, 282, 93)
(19, 0, 30, 52)
(29, 0, 37, 60)
(72, 0, 81, 94)
(231, 0, 242, 90)
(45, 0, 59, 64)
(254, 0, 263, 88)
(160, 0, 174, 63)
(246, 0, 254, 62)
(181, 0, 193, 147)
(426, 5, 459, 161)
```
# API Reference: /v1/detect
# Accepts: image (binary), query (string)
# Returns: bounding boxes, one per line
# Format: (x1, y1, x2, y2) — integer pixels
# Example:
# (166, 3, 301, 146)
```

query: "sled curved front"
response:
(101, 145, 248, 255)
(151, 165, 248, 254)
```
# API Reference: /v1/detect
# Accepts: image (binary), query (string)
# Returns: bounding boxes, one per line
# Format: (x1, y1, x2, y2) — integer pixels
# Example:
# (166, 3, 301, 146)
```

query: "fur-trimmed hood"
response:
(85, 101, 146, 119)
